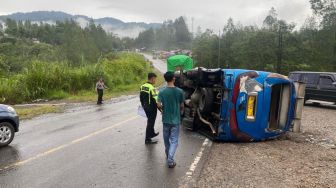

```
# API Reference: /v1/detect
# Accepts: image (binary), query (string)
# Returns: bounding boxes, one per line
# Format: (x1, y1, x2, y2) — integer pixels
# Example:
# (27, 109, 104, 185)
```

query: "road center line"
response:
(0, 115, 139, 171)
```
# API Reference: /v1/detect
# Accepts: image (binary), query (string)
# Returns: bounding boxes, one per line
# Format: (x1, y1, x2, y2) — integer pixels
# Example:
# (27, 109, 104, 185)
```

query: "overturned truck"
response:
(174, 68, 297, 142)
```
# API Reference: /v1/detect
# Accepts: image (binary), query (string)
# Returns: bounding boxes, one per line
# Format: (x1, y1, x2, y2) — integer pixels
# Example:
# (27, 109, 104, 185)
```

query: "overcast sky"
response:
(0, 0, 313, 30)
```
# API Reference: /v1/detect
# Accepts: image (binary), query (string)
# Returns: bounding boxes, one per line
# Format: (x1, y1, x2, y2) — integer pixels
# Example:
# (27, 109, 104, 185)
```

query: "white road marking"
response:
(186, 138, 212, 179)
(0, 116, 139, 171)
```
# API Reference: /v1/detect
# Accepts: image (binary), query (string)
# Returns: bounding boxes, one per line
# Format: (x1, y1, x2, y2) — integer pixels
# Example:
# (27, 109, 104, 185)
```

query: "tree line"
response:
(0, 0, 335, 76)
(195, 0, 336, 74)
(134, 16, 192, 50)
(0, 18, 152, 103)
(134, 0, 336, 74)
(0, 19, 128, 74)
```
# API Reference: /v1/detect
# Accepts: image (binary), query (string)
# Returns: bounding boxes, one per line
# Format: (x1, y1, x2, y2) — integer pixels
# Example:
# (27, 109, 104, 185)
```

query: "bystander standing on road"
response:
(157, 72, 185, 168)
(96, 78, 108, 105)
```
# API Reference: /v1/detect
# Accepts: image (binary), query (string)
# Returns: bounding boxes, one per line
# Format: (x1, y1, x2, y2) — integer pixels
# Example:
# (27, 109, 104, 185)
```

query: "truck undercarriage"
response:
(175, 68, 224, 139)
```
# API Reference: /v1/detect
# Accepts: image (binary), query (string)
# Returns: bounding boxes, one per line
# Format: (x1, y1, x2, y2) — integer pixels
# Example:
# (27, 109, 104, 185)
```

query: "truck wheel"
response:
(199, 88, 214, 114)
(182, 117, 195, 131)
(0, 122, 15, 147)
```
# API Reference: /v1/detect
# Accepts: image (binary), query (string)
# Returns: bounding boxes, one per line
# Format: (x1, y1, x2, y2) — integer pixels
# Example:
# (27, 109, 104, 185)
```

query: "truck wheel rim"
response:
(0, 125, 11, 143)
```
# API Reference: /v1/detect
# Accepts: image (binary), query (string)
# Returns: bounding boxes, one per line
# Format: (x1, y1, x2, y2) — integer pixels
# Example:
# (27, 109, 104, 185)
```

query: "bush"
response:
(0, 53, 151, 104)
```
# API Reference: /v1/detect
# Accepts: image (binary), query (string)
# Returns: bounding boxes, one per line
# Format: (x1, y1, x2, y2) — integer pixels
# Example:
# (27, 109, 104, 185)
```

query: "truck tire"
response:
(0, 122, 15, 147)
(199, 88, 214, 114)
(182, 117, 194, 131)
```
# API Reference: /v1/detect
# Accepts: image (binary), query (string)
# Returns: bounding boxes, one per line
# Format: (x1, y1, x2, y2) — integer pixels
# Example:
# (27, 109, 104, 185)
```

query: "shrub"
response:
(0, 53, 151, 104)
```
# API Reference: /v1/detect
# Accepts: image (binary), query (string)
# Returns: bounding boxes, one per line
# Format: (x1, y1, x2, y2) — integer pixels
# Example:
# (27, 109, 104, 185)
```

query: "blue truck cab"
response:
(176, 68, 296, 142)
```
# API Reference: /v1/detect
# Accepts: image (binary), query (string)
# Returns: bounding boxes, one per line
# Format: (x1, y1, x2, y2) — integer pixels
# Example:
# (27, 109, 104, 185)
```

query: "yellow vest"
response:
(140, 83, 158, 105)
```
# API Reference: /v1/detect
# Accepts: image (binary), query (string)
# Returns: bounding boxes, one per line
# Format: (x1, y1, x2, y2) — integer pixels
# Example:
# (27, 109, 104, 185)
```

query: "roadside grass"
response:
(65, 84, 141, 102)
(15, 105, 64, 120)
(0, 53, 152, 104)
(13, 69, 164, 119)
(64, 69, 164, 102)
(153, 69, 165, 87)
(5, 51, 164, 119)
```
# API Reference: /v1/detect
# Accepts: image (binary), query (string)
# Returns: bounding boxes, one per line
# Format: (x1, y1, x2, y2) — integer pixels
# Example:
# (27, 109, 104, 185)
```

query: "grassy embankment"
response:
(0, 53, 163, 119)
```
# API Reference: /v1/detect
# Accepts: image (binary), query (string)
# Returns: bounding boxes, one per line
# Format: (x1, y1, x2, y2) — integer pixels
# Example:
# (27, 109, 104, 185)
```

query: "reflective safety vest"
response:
(140, 83, 158, 105)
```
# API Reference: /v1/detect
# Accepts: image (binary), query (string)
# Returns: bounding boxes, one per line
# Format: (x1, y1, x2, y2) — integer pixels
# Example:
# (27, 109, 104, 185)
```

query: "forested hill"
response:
(0, 11, 161, 38)
(0, 11, 74, 22)
(0, 15, 153, 103)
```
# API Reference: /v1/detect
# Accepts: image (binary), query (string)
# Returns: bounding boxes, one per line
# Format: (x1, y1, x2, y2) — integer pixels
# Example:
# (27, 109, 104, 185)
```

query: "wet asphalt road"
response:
(143, 54, 167, 74)
(0, 54, 207, 188)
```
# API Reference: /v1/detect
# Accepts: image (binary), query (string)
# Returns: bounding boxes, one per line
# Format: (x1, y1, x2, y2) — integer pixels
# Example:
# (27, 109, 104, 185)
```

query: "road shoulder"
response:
(179, 138, 213, 188)
(193, 105, 336, 188)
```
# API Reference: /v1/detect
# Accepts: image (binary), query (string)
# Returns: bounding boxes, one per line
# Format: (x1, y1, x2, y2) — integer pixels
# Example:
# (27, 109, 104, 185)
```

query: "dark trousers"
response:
(97, 89, 103, 104)
(144, 107, 157, 140)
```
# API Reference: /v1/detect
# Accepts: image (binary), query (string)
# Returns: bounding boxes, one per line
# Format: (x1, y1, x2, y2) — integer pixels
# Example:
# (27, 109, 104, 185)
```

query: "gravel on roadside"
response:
(195, 103, 336, 188)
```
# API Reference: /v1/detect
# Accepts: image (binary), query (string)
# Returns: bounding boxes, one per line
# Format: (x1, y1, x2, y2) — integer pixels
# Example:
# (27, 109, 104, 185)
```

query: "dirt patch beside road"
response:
(15, 104, 65, 120)
(196, 104, 336, 188)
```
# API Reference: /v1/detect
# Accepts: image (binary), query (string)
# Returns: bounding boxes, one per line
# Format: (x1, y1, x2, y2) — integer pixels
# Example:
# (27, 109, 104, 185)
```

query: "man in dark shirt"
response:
(140, 73, 159, 144)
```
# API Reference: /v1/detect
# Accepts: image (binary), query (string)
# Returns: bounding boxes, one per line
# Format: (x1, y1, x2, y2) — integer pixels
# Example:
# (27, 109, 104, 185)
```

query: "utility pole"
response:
(277, 25, 283, 73)
(191, 17, 194, 52)
(218, 29, 221, 68)
(191, 17, 194, 39)
(333, 26, 336, 71)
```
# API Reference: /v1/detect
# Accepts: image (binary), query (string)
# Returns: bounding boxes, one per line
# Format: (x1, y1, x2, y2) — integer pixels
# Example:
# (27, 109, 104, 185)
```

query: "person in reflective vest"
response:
(140, 73, 159, 144)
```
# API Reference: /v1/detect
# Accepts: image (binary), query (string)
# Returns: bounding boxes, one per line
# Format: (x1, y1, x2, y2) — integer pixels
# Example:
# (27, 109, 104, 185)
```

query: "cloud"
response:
(0, 0, 312, 30)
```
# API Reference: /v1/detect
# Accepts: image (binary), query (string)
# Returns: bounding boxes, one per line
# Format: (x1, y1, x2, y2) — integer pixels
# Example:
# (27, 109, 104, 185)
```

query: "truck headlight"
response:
(246, 92, 257, 121)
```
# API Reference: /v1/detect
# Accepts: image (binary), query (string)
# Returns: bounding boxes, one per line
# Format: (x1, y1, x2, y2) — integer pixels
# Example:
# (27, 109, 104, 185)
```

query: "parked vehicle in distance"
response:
(288, 71, 336, 104)
(175, 68, 297, 142)
(0, 104, 19, 147)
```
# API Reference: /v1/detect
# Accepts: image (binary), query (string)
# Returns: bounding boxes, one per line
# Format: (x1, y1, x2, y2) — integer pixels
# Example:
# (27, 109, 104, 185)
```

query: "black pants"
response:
(144, 107, 157, 140)
(97, 89, 103, 104)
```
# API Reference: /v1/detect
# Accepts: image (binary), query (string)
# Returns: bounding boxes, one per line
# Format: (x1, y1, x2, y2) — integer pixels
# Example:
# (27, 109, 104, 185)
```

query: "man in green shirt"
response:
(157, 72, 185, 168)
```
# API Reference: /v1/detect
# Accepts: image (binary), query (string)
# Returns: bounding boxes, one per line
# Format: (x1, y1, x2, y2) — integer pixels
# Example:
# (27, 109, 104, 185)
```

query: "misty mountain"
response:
(0, 11, 161, 38)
